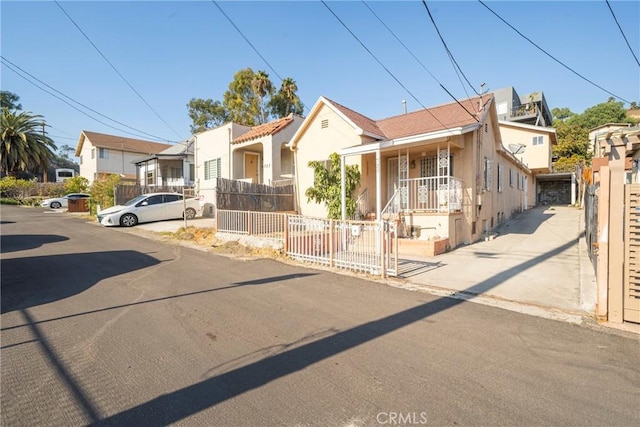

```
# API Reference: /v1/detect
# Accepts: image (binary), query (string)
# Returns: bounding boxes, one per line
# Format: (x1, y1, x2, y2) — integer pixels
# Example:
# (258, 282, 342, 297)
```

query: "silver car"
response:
(97, 192, 200, 227)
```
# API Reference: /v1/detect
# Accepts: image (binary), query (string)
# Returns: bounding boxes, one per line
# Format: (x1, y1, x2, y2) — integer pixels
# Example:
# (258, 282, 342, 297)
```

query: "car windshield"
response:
(123, 195, 149, 206)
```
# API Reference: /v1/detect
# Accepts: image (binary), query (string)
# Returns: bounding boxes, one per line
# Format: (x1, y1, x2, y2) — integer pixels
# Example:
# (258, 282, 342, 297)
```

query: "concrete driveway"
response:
(394, 206, 595, 316)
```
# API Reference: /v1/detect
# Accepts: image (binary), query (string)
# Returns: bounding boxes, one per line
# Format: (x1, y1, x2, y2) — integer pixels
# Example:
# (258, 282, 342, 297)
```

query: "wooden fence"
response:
(215, 178, 294, 212)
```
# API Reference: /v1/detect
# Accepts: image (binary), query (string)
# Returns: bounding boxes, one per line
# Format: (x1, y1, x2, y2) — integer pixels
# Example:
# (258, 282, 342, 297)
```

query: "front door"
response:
(387, 156, 408, 210)
(244, 152, 260, 184)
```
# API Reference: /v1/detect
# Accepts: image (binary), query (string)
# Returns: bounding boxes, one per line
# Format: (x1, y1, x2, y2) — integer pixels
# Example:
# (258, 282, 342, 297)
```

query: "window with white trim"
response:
(532, 136, 543, 146)
(509, 168, 514, 187)
(99, 148, 108, 159)
(204, 158, 222, 180)
(91, 148, 95, 159)
(497, 164, 503, 192)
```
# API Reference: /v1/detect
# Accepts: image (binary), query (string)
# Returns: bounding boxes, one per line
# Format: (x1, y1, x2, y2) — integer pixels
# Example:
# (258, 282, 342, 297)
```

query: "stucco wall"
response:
(293, 104, 365, 218)
(499, 124, 552, 172)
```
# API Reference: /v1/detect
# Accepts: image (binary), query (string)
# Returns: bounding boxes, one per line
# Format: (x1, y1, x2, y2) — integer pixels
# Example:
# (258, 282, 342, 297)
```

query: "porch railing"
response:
(383, 176, 463, 217)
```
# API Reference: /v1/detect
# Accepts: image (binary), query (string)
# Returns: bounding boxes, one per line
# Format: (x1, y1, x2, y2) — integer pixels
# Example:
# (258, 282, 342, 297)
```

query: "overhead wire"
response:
(478, 0, 631, 104)
(605, 0, 640, 68)
(1, 57, 176, 143)
(421, 0, 480, 100)
(322, 0, 478, 128)
(210, 0, 310, 113)
(362, 1, 479, 120)
(1, 58, 175, 142)
(53, 0, 184, 139)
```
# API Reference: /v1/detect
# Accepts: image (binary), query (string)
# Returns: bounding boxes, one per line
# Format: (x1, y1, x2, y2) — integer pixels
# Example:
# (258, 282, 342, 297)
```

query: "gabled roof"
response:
(291, 95, 489, 149)
(322, 98, 385, 138)
(376, 96, 486, 139)
(75, 130, 172, 157)
(232, 114, 295, 144)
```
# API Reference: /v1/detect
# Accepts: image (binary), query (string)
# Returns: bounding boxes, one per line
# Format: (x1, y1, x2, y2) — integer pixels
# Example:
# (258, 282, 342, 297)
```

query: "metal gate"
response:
(624, 184, 640, 323)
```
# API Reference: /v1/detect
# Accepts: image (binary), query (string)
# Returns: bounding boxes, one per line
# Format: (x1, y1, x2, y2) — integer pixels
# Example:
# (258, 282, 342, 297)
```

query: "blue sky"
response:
(2, 0, 639, 150)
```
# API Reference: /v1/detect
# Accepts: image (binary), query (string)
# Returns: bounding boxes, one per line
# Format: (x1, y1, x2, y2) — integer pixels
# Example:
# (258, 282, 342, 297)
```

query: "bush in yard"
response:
(0, 176, 36, 204)
(90, 174, 121, 214)
(64, 176, 89, 194)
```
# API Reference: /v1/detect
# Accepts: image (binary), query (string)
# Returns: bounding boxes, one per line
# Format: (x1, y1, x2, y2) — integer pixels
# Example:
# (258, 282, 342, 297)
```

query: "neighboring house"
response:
(193, 114, 303, 207)
(498, 121, 568, 205)
(75, 131, 171, 183)
(289, 95, 533, 249)
(588, 123, 636, 156)
(134, 139, 195, 188)
(493, 87, 553, 127)
(231, 114, 304, 186)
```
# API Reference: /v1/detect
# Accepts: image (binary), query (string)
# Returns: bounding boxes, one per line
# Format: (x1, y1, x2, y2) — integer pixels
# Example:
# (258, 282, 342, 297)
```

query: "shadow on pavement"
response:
(1, 234, 69, 253)
(1, 250, 160, 314)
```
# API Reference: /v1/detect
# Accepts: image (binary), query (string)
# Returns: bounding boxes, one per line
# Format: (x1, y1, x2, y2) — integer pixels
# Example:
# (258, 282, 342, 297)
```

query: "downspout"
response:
(228, 127, 232, 179)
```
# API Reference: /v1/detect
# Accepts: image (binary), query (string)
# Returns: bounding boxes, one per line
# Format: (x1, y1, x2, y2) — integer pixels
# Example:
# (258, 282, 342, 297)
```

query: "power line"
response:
(322, 0, 478, 128)
(362, 1, 479, 119)
(1, 56, 176, 143)
(605, 0, 640, 68)
(1, 59, 175, 142)
(53, 0, 183, 139)
(210, 0, 310, 113)
(478, 0, 631, 104)
(421, 0, 480, 99)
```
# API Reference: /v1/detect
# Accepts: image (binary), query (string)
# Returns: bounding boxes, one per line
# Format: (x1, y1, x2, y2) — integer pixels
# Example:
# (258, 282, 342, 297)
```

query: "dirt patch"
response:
(160, 227, 284, 260)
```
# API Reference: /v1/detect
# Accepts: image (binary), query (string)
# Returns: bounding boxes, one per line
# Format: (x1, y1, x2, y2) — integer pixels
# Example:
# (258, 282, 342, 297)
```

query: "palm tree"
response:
(1, 108, 57, 177)
(251, 70, 273, 124)
(277, 77, 304, 116)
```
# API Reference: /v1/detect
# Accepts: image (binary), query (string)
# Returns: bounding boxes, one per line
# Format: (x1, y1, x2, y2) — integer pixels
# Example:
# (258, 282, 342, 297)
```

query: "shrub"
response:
(0, 176, 36, 203)
(64, 176, 89, 194)
(90, 174, 121, 214)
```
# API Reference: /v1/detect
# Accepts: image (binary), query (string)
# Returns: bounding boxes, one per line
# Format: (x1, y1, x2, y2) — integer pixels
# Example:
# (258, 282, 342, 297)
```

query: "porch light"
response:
(410, 160, 416, 169)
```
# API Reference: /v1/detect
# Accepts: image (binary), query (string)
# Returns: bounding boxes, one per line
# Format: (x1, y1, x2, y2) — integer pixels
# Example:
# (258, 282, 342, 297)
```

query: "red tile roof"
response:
(233, 115, 294, 144)
(323, 95, 491, 140)
(81, 131, 172, 154)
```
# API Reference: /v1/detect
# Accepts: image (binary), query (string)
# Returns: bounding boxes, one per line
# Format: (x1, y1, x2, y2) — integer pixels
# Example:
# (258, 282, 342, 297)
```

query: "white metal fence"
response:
(216, 209, 397, 277)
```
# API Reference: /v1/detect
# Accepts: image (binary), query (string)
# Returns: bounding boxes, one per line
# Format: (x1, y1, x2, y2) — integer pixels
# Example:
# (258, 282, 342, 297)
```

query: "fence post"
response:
(284, 214, 289, 253)
(248, 211, 253, 236)
(380, 220, 387, 279)
(329, 219, 334, 268)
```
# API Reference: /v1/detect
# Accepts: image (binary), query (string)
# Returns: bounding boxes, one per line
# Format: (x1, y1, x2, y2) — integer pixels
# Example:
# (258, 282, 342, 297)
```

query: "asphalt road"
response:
(1, 205, 639, 426)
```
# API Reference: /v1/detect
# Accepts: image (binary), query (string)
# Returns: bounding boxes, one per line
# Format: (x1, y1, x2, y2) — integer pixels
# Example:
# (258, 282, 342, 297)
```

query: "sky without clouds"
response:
(1, 0, 639, 149)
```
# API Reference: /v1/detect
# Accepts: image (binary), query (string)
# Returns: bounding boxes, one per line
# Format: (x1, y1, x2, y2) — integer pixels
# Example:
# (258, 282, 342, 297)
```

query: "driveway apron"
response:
(400, 206, 589, 313)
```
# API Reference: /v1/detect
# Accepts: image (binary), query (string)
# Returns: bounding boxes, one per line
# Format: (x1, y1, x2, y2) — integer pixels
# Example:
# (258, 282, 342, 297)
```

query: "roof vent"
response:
(321, 119, 329, 129)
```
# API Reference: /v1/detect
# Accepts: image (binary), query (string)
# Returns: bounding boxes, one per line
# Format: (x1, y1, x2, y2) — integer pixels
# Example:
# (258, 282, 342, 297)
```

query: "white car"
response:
(97, 192, 200, 227)
(41, 193, 91, 209)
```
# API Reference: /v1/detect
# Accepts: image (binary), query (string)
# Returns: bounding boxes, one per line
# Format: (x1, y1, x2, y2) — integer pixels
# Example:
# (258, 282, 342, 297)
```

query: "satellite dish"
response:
(508, 143, 526, 154)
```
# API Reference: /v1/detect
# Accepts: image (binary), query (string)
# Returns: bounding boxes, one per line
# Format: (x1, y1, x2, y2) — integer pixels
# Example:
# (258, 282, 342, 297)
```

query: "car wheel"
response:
(120, 213, 138, 227)
(50, 201, 62, 209)
(184, 208, 196, 219)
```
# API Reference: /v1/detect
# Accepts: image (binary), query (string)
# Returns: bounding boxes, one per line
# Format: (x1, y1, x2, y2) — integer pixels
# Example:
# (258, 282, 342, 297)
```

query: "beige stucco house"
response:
(75, 131, 171, 183)
(193, 114, 303, 210)
(289, 95, 534, 248)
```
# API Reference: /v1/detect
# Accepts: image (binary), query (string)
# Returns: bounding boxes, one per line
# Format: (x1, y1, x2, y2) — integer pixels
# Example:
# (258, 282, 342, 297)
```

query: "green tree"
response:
(568, 98, 637, 129)
(1, 91, 21, 111)
(187, 68, 304, 131)
(58, 144, 75, 159)
(305, 152, 361, 219)
(223, 67, 261, 125)
(251, 70, 274, 124)
(551, 107, 575, 122)
(187, 98, 227, 133)
(269, 77, 304, 117)
(1, 108, 57, 177)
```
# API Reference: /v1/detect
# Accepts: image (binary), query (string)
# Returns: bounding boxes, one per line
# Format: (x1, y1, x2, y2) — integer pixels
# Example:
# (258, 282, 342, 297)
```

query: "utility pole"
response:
(42, 121, 48, 182)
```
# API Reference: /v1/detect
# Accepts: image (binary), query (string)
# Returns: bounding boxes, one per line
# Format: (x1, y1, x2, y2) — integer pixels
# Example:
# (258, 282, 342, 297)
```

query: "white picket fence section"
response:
(216, 210, 397, 277)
